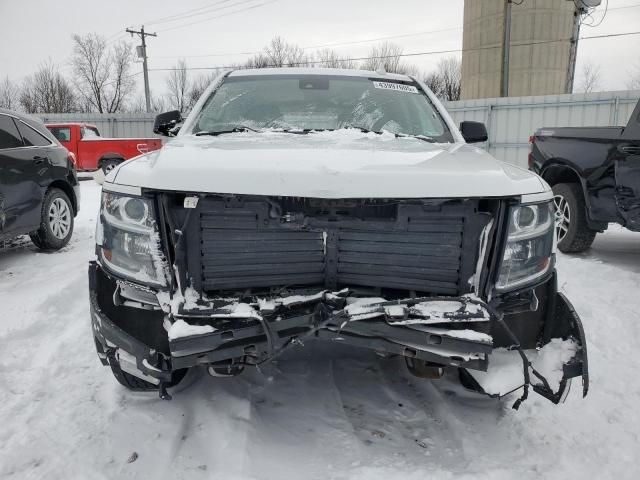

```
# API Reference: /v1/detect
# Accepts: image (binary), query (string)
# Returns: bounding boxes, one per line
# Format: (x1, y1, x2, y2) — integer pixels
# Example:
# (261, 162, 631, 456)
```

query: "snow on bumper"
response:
(88, 263, 588, 405)
(166, 295, 494, 371)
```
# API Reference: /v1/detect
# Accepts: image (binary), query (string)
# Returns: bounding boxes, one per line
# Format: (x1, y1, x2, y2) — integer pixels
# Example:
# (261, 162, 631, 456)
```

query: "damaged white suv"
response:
(89, 68, 588, 407)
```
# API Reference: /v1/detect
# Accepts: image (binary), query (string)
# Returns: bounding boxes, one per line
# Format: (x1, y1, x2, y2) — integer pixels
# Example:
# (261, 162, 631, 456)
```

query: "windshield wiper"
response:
(341, 125, 378, 134)
(195, 126, 261, 136)
(395, 133, 437, 143)
(342, 125, 437, 143)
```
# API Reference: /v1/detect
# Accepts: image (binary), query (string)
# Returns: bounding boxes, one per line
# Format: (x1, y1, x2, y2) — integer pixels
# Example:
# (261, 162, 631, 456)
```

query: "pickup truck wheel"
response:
(101, 159, 121, 174)
(552, 183, 597, 253)
(29, 188, 74, 251)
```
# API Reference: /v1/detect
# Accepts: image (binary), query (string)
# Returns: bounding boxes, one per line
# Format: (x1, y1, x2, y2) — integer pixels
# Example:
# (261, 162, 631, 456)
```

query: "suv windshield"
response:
(190, 74, 453, 142)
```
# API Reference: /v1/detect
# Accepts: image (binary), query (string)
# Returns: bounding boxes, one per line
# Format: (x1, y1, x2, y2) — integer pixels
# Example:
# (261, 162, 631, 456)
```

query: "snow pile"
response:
(384, 304, 406, 318)
(438, 329, 493, 344)
(276, 290, 326, 307)
(470, 338, 579, 395)
(167, 320, 216, 341)
(156, 286, 201, 314)
(212, 302, 263, 320)
(344, 297, 387, 320)
(344, 297, 490, 325)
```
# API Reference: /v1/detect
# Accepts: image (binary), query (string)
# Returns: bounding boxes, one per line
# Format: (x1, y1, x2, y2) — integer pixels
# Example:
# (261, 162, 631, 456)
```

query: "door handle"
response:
(618, 145, 640, 155)
(33, 155, 48, 164)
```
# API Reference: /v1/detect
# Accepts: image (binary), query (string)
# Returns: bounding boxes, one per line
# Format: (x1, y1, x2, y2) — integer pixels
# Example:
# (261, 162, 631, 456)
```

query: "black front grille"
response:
(336, 218, 464, 295)
(201, 220, 324, 290)
(192, 197, 489, 295)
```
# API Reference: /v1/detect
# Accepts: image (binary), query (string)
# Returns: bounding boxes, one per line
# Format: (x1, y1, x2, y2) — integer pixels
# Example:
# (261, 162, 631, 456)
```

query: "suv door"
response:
(0, 114, 53, 237)
(616, 100, 640, 231)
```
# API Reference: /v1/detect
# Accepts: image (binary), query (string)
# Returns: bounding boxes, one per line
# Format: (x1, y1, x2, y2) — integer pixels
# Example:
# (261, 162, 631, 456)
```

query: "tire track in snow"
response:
(239, 342, 364, 479)
(329, 351, 471, 473)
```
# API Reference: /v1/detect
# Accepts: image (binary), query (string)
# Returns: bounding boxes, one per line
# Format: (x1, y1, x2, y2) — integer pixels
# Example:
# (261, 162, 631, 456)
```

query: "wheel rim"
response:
(553, 194, 570, 243)
(48, 198, 71, 240)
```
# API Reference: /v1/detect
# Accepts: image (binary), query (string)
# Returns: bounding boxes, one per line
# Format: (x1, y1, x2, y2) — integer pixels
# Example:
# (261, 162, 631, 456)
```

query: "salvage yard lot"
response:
(1, 181, 639, 480)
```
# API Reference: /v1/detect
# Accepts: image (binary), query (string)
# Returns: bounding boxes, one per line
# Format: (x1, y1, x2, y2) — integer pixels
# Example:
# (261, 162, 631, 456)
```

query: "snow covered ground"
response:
(1, 181, 639, 480)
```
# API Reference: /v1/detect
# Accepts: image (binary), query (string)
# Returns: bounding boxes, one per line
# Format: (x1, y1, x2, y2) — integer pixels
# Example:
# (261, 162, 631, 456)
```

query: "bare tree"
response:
(315, 49, 356, 69)
(437, 57, 461, 101)
(0, 76, 20, 110)
(128, 92, 168, 113)
(361, 42, 414, 74)
(166, 59, 190, 113)
(423, 57, 461, 101)
(188, 71, 222, 109)
(71, 33, 136, 113)
(578, 61, 602, 93)
(628, 62, 640, 90)
(244, 53, 271, 69)
(260, 37, 310, 67)
(19, 62, 76, 113)
(424, 71, 444, 98)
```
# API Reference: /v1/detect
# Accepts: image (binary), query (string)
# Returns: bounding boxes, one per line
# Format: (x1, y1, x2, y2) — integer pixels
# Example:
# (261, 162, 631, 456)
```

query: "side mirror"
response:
(460, 121, 488, 144)
(153, 110, 183, 137)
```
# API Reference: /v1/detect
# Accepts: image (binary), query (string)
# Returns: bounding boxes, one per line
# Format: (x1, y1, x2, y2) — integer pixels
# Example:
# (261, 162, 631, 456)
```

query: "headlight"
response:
(96, 191, 168, 286)
(495, 201, 555, 291)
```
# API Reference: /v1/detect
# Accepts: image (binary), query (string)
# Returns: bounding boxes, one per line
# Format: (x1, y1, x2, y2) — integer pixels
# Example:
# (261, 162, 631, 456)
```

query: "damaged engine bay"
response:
(89, 190, 589, 408)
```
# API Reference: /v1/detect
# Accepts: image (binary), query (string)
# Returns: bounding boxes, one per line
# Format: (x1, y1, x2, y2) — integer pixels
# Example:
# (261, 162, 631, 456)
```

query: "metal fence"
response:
(38, 90, 640, 169)
(444, 90, 640, 168)
(37, 112, 158, 139)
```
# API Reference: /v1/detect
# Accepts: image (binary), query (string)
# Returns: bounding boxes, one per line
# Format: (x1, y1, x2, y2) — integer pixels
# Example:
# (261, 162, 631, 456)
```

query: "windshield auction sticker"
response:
(372, 81, 419, 93)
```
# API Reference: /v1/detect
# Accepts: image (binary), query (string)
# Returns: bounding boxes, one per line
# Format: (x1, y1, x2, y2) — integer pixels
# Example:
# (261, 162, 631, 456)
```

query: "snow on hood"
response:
(111, 129, 547, 199)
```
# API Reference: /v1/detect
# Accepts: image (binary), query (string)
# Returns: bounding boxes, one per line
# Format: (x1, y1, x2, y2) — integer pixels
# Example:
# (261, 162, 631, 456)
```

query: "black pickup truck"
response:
(529, 98, 640, 252)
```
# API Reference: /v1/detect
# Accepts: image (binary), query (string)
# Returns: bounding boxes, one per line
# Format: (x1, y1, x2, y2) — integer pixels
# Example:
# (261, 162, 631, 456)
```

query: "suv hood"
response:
(112, 130, 546, 198)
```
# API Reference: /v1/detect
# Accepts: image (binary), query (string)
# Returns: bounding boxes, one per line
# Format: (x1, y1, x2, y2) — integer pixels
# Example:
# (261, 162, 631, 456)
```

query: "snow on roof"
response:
(44, 122, 98, 128)
(228, 67, 413, 82)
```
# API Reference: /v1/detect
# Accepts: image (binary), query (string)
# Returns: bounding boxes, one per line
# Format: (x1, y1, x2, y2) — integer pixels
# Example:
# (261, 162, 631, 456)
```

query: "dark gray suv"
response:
(0, 108, 80, 250)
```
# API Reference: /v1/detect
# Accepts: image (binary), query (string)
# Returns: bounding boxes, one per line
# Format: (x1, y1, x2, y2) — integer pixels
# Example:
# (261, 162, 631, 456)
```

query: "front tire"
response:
(108, 355, 188, 392)
(30, 188, 74, 251)
(101, 158, 121, 175)
(552, 183, 597, 253)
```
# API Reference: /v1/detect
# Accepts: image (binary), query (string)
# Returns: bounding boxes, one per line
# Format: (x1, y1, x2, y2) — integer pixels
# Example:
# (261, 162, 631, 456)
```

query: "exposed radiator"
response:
(191, 197, 489, 296)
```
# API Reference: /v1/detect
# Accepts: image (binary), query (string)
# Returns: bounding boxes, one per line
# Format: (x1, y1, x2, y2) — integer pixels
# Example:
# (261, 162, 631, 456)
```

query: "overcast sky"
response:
(1, 0, 639, 99)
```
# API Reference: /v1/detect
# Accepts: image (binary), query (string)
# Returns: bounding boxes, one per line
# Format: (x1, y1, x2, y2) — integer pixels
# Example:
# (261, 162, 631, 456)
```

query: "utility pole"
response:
(126, 25, 157, 113)
(566, 4, 586, 94)
(500, 0, 512, 97)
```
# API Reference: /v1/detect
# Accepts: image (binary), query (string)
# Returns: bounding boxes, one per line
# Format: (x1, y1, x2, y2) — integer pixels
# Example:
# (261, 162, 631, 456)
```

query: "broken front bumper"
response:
(89, 263, 589, 405)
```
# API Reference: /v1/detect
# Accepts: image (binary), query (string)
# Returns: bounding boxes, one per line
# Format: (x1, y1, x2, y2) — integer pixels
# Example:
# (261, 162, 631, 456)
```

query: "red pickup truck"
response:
(45, 123, 162, 173)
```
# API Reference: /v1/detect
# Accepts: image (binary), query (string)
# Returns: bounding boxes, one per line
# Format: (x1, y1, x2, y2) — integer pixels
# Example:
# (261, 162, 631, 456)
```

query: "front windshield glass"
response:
(190, 74, 453, 142)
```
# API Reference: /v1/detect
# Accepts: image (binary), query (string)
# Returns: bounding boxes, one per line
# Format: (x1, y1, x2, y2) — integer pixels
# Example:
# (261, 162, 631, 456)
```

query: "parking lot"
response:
(1, 180, 639, 479)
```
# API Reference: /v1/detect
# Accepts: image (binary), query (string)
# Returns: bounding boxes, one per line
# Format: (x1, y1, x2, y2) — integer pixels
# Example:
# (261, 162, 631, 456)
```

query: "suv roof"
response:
(45, 122, 98, 128)
(228, 67, 414, 82)
(0, 108, 60, 145)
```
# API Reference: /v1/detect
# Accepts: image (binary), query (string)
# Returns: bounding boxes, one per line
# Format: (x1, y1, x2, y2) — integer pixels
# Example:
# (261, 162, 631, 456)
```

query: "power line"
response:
(603, 2, 640, 11)
(144, 0, 239, 26)
(145, 29, 640, 73)
(148, 2, 640, 62)
(156, 0, 279, 33)
(150, 25, 462, 60)
(301, 26, 462, 51)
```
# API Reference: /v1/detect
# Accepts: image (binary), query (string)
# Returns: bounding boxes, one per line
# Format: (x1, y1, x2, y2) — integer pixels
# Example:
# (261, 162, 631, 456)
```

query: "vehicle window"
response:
(48, 127, 71, 142)
(17, 121, 51, 147)
(0, 115, 24, 149)
(191, 75, 453, 142)
(81, 127, 101, 139)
